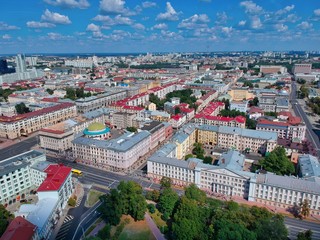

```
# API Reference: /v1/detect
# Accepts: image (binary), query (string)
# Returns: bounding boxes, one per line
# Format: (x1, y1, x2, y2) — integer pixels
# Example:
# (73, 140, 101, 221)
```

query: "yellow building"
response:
(197, 129, 218, 146)
(228, 88, 254, 101)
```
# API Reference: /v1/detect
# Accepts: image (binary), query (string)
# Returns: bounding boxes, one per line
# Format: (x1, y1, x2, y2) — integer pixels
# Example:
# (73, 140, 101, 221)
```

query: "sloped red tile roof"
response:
(0, 216, 36, 240)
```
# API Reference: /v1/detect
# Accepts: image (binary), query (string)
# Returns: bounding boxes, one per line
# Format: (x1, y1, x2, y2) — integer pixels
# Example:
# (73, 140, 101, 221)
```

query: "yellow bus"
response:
(71, 169, 83, 176)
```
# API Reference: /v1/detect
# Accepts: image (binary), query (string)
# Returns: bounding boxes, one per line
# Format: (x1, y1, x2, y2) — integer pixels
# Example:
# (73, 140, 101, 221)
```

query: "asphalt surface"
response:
(290, 82, 320, 157)
(285, 217, 320, 240)
(0, 136, 38, 161)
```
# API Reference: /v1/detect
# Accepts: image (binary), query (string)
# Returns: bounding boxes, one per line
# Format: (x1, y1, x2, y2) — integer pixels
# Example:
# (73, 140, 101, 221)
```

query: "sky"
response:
(0, 0, 320, 54)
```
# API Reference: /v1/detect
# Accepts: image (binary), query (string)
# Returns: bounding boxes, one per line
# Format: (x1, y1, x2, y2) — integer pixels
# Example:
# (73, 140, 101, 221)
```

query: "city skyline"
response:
(0, 0, 320, 54)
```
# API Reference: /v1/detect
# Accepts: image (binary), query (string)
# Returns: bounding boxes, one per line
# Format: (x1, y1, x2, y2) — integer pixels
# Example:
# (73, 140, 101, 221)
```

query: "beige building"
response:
(0, 103, 77, 139)
(112, 112, 136, 129)
(72, 131, 151, 171)
(228, 88, 254, 101)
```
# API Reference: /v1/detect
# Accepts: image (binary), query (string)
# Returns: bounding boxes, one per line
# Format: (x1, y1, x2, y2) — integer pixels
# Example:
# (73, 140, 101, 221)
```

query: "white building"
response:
(0, 150, 46, 205)
(230, 100, 248, 113)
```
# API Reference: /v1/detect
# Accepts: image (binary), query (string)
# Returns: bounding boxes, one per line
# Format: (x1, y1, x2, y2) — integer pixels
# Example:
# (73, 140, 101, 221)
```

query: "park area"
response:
(85, 189, 104, 207)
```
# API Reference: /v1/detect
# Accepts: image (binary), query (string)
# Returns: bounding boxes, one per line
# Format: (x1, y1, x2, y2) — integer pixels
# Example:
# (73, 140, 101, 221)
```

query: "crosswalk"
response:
(63, 215, 74, 223)
(75, 196, 83, 207)
(56, 215, 74, 240)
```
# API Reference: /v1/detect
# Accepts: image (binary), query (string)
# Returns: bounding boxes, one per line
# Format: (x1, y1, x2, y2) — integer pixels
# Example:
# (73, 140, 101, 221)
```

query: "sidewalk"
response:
(87, 221, 105, 238)
(0, 131, 39, 150)
(49, 180, 85, 240)
(145, 213, 166, 240)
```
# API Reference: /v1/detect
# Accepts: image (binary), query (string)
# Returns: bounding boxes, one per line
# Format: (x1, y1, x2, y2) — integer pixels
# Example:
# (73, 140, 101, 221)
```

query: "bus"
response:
(71, 169, 83, 176)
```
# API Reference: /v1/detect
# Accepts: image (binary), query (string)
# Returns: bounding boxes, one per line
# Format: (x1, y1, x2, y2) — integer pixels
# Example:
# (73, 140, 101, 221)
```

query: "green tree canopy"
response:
(158, 188, 179, 220)
(260, 147, 295, 175)
(0, 204, 14, 236)
(184, 184, 206, 204)
(297, 230, 313, 240)
(15, 102, 30, 114)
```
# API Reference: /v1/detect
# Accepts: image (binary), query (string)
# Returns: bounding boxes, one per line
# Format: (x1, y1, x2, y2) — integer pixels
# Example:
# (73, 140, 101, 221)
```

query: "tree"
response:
(126, 126, 137, 133)
(145, 190, 160, 202)
(160, 176, 172, 190)
(184, 184, 206, 204)
(158, 188, 179, 220)
(203, 156, 213, 164)
(67, 197, 76, 207)
(175, 107, 181, 115)
(46, 88, 54, 95)
(255, 215, 288, 240)
(0, 204, 13, 236)
(260, 147, 295, 175)
(243, 80, 254, 88)
(99, 189, 122, 225)
(264, 111, 277, 117)
(65, 87, 76, 100)
(300, 199, 310, 219)
(185, 154, 194, 160)
(254, 83, 259, 88)
(15, 102, 30, 114)
(249, 97, 259, 107)
(147, 203, 156, 214)
(297, 230, 313, 240)
(192, 143, 205, 159)
(97, 224, 111, 240)
(246, 116, 256, 129)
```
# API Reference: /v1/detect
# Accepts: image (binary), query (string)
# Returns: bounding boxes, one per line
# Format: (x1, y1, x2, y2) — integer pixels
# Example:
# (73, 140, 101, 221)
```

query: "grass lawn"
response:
(85, 189, 104, 207)
(150, 208, 167, 229)
(112, 215, 156, 240)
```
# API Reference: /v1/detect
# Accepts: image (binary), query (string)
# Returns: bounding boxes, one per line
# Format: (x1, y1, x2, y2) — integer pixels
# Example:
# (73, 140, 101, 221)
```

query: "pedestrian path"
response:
(56, 215, 74, 240)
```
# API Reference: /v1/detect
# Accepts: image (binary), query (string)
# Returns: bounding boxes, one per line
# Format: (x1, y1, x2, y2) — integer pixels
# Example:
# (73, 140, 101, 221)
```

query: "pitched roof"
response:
(0, 216, 36, 240)
(37, 164, 72, 192)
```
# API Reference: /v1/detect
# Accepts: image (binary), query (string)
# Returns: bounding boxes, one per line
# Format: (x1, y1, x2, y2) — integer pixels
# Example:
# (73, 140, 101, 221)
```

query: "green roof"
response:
(87, 122, 106, 132)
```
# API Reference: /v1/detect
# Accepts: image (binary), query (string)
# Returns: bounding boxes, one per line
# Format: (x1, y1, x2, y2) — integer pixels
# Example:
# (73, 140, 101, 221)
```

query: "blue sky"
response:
(0, 0, 319, 53)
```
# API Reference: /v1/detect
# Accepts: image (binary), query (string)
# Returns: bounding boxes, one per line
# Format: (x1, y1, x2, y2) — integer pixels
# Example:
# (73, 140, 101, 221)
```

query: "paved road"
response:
(291, 82, 320, 157)
(145, 213, 166, 240)
(0, 136, 38, 161)
(285, 217, 320, 240)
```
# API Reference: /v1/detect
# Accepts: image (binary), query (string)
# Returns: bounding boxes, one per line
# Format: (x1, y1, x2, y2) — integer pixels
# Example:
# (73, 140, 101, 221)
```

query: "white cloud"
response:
(113, 15, 133, 25)
(221, 27, 233, 35)
(178, 14, 210, 29)
(276, 5, 295, 15)
(99, 0, 132, 15)
(215, 12, 228, 25)
(41, 9, 71, 24)
(92, 15, 134, 27)
(26, 21, 56, 28)
(238, 20, 246, 26)
(86, 23, 100, 32)
(133, 23, 145, 30)
(2, 34, 11, 40)
(297, 21, 313, 30)
(152, 23, 168, 30)
(251, 16, 262, 29)
(160, 30, 182, 39)
(46, 32, 71, 40)
(240, 1, 263, 14)
(274, 23, 288, 32)
(0, 22, 20, 30)
(156, 2, 180, 21)
(43, 0, 89, 9)
(142, 1, 156, 8)
(314, 9, 320, 16)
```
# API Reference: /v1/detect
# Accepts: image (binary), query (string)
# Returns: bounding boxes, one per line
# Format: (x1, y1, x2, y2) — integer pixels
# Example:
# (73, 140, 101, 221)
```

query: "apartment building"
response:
(256, 117, 306, 141)
(194, 115, 246, 128)
(230, 100, 248, 113)
(228, 88, 254, 101)
(260, 65, 287, 74)
(72, 131, 151, 171)
(148, 149, 320, 215)
(0, 103, 77, 139)
(0, 150, 46, 205)
(75, 90, 127, 113)
(197, 125, 277, 154)
(39, 108, 114, 152)
(293, 64, 312, 74)
(112, 112, 136, 129)
(141, 121, 167, 150)
(169, 114, 187, 129)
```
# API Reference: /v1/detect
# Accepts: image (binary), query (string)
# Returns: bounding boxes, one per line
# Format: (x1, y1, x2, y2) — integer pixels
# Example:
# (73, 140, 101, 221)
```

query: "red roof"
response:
(257, 119, 289, 127)
(123, 105, 144, 111)
(171, 114, 183, 121)
(248, 107, 264, 114)
(41, 97, 59, 102)
(180, 107, 194, 113)
(37, 164, 72, 192)
(278, 111, 292, 117)
(40, 128, 65, 134)
(287, 116, 301, 125)
(0, 103, 75, 123)
(0, 216, 36, 240)
(195, 114, 246, 123)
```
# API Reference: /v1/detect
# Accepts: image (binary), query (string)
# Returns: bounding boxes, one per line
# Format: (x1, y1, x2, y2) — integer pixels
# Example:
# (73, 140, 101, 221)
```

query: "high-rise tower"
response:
(15, 54, 26, 73)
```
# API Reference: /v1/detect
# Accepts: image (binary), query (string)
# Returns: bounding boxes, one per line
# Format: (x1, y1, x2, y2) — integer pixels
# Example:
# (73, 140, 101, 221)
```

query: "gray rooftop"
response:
(197, 125, 278, 141)
(298, 154, 320, 178)
(72, 130, 151, 152)
(217, 150, 245, 171)
(257, 173, 320, 195)
(0, 150, 45, 176)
